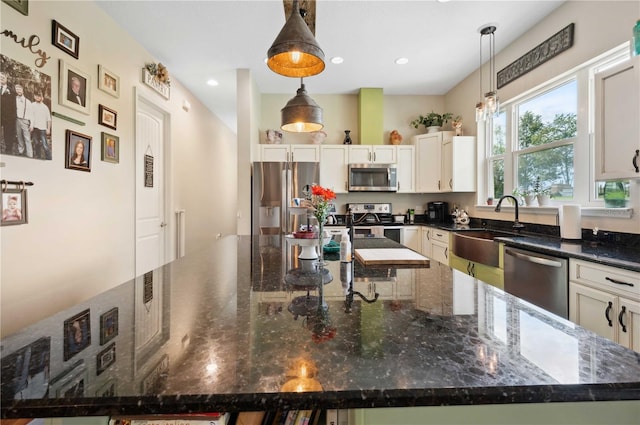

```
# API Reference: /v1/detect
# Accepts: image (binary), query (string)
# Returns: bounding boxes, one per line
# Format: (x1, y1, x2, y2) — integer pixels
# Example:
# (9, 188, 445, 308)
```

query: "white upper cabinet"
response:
(414, 132, 443, 192)
(348, 145, 397, 164)
(260, 145, 320, 162)
(396, 145, 415, 193)
(594, 55, 640, 180)
(414, 132, 475, 193)
(319, 145, 349, 193)
(442, 136, 476, 192)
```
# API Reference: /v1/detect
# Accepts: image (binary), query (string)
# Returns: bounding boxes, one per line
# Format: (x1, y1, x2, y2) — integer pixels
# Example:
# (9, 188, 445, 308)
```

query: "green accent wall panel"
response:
(358, 88, 383, 145)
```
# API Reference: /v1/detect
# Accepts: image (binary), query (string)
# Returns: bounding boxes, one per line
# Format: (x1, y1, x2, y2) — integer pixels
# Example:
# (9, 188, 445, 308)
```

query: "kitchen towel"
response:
(559, 205, 581, 240)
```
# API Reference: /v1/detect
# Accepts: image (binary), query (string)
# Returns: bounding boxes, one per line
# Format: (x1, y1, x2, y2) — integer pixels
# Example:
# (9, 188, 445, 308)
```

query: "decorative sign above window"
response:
(497, 23, 574, 89)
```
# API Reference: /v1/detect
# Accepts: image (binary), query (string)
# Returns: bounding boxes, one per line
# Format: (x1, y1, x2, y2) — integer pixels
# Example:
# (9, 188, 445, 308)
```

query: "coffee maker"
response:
(426, 201, 449, 222)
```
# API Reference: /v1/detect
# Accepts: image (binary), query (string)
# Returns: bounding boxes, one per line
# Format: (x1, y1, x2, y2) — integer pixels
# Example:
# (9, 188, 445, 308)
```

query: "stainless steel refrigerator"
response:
(251, 161, 320, 236)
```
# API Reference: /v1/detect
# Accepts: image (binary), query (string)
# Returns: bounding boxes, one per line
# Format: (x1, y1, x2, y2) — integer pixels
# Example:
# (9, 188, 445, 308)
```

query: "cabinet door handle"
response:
(373, 152, 376, 162)
(471, 263, 475, 277)
(427, 231, 430, 241)
(605, 301, 613, 327)
(618, 306, 627, 333)
(605, 276, 634, 287)
(449, 178, 453, 189)
(438, 180, 441, 190)
(633, 149, 639, 173)
(466, 262, 471, 275)
(444, 247, 448, 259)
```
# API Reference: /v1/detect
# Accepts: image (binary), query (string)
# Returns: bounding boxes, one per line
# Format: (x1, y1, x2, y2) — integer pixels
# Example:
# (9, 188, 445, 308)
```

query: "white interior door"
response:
(135, 92, 169, 276)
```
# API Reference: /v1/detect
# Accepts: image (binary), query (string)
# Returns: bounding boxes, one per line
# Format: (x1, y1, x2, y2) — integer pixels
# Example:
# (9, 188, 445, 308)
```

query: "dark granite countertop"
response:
(413, 222, 640, 272)
(2, 235, 640, 419)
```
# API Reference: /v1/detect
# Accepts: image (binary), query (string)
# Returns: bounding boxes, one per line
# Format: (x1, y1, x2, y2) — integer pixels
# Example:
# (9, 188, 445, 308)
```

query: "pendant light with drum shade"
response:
(267, 0, 325, 78)
(281, 78, 324, 133)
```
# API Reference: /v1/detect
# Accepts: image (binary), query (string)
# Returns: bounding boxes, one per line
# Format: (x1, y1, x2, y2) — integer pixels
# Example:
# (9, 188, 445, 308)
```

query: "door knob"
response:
(160, 222, 168, 228)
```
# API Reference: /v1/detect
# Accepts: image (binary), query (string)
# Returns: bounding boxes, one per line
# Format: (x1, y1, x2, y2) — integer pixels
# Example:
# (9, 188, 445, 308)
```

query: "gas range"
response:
(347, 203, 396, 226)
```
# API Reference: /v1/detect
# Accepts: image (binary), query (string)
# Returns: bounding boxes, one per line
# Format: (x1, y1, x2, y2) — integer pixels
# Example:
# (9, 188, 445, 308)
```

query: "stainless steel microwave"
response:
(348, 163, 397, 192)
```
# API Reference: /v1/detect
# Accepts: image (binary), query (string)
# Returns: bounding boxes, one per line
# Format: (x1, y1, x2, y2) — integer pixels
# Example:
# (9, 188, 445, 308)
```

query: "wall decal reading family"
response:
(1, 28, 50, 68)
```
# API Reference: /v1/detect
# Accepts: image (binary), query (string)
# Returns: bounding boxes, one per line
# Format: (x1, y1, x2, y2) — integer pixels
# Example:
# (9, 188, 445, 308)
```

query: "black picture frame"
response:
(52, 20, 79, 59)
(99, 307, 119, 345)
(98, 104, 117, 130)
(65, 129, 92, 172)
(63, 309, 91, 361)
(96, 343, 116, 375)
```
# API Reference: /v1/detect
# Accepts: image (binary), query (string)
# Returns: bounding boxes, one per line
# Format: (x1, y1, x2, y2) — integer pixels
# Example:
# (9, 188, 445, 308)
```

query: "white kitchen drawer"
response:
(570, 259, 640, 300)
(430, 229, 450, 244)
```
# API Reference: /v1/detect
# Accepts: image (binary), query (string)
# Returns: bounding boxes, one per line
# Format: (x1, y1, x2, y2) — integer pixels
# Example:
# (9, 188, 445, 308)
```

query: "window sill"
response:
(476, 205, 634, 219)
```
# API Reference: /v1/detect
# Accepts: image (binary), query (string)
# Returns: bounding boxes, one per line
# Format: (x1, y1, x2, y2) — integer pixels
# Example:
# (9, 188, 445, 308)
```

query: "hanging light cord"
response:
(489, 30, 495, 93)
(479, 32, 483, 101)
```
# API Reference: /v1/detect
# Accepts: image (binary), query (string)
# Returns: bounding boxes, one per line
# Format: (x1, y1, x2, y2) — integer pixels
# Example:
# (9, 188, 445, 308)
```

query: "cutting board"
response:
(354, 248, 430, 266)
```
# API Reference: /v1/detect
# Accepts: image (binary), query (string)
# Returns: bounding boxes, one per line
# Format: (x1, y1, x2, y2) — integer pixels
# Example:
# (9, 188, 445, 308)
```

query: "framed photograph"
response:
(100, 307, 119, 345)
(52, 20, 79, 59)
(98, 65, 119, 98)
(1, 187, 27, 226)
(0, 337, 50, 400)
(59, 60, 90, 115)
(101, 132, 119, 164)
(49, 360, 86, 397)
(98, 104, 117, 130)
(2, 0, 28, 16)
(96, 343, 116, 375)
(65, 130, 91, 172)
(63, 309, 91, 361)
(1, 54, 53, 160)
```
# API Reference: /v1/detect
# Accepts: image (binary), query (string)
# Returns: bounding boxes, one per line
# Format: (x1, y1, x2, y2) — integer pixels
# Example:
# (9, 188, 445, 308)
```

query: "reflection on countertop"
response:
(1, 235, 639, 419)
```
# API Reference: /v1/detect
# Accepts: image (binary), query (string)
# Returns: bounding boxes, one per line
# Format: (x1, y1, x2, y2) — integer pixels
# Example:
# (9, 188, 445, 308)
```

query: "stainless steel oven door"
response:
(352, 226, 402, 243)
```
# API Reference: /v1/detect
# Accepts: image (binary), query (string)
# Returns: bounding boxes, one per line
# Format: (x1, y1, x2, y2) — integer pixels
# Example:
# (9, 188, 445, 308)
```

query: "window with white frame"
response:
(483, 44, 631, 207)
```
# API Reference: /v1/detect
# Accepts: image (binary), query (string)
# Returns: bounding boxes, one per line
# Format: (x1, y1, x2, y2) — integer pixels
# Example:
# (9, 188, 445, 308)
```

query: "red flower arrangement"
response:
(310, 184, 336, 224)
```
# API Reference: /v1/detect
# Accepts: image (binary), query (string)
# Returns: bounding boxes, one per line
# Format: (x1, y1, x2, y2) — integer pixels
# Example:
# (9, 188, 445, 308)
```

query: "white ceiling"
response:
(96, 0, 565, 132)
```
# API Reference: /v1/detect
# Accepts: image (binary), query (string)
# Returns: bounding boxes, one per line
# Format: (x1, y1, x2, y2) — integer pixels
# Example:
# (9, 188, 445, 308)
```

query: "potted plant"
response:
(533, 177, 552, 206)
(411, 112, 453, 133)
(515, 187, 536, 206)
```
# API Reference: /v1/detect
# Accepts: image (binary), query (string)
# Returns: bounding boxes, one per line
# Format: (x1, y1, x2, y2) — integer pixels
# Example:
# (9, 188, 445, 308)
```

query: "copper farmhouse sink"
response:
(451, 229, 516, 267)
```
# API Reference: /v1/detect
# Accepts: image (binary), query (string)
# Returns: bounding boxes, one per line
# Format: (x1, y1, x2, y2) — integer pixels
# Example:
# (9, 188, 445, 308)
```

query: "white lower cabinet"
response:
(402, 227, 421, 252)
(419, 227, 449, 265)
(430, 229, 450, 266)
(569, 259, 640, 352)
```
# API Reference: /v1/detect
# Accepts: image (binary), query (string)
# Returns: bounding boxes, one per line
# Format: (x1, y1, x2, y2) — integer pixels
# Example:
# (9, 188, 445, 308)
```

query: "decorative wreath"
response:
(145, 62, 171, 86)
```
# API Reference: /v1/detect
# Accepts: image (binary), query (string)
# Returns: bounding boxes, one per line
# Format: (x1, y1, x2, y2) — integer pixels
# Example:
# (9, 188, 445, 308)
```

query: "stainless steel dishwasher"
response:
(504, 246, 569, 319)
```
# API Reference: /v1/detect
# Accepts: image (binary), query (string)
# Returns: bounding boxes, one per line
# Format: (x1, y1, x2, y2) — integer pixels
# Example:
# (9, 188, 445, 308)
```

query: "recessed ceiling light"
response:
(395, 57, 409, 65)
(331, 57, 344, 64)
(207, 79, 219, 86)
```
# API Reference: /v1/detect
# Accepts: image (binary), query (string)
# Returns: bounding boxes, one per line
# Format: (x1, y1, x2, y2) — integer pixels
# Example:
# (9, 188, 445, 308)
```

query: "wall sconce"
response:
(281, 78, 324, 133)
(267, 0, 325, 78)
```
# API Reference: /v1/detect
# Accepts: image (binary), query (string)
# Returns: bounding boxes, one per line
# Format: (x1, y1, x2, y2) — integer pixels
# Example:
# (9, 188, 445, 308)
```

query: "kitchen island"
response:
(1, 235, 639, 420)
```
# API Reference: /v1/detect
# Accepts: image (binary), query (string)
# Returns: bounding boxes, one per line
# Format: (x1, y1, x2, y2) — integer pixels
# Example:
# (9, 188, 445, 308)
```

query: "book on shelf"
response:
(109, 412, 229, 425)
(325, 409, 337, 425)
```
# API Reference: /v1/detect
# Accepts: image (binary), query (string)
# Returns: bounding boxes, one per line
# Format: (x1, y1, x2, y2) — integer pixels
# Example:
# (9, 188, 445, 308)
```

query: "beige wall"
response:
(0, 1, 237, 336)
